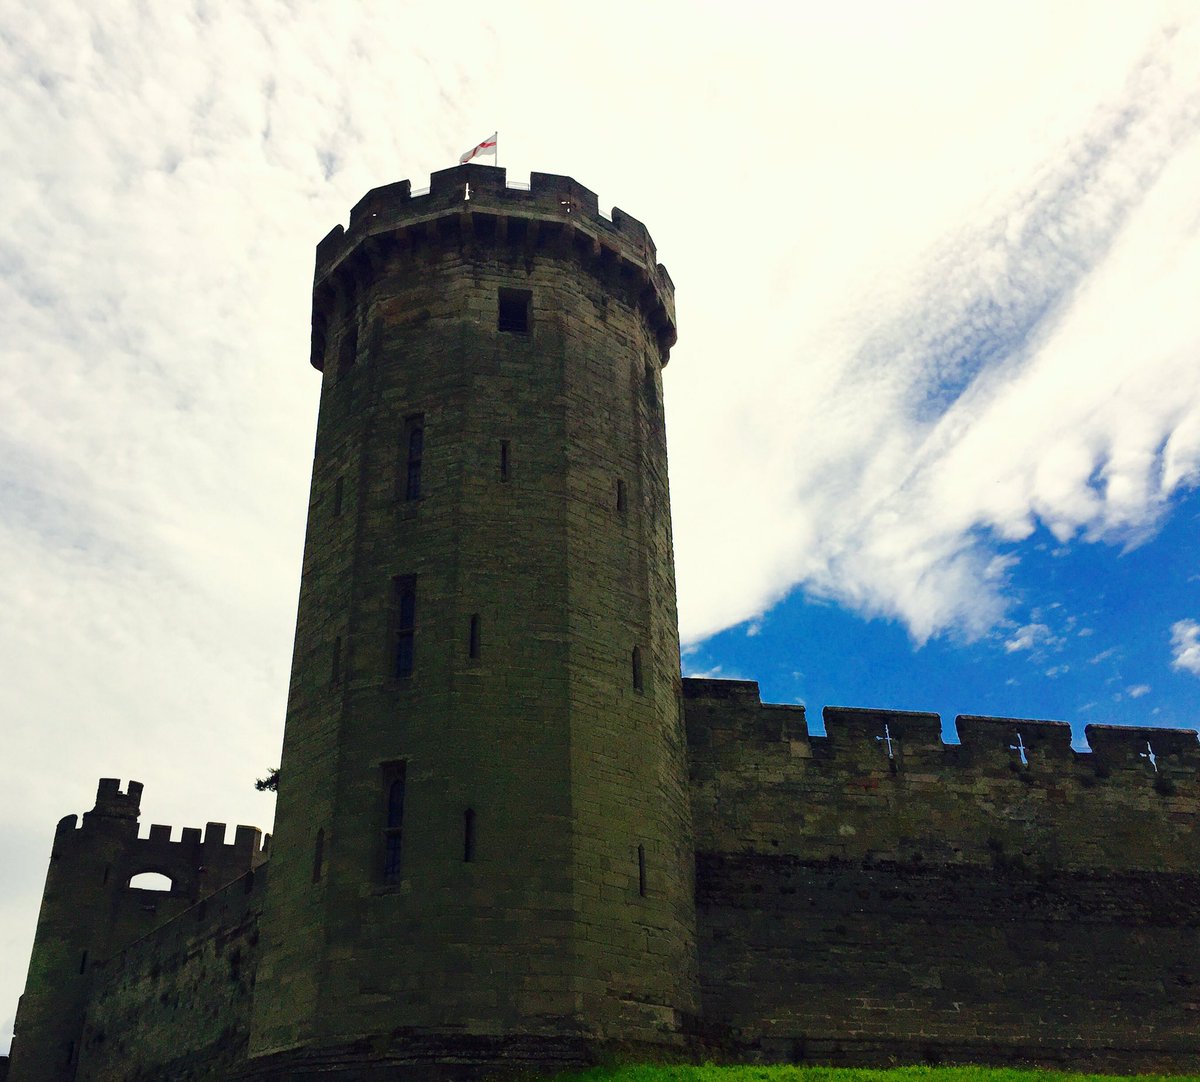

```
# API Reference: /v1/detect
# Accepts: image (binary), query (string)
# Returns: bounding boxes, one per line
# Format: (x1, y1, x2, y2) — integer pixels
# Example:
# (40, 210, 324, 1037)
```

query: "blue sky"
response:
(686, 484, 1200, 743)
(2, 0, 1200, 1054)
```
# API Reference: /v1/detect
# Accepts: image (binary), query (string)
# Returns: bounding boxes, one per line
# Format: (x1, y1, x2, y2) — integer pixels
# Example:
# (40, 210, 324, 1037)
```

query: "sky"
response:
(2, 0, 1200, 1054)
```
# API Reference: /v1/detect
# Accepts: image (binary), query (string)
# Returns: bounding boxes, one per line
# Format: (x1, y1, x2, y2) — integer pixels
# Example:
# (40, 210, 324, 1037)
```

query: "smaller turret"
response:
(8, 781, 265, 1082)
(86, 777, 143, 823)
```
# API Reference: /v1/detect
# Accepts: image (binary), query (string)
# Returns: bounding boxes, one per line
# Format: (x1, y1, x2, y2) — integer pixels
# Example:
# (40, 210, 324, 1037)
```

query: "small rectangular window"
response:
(464, 808, 477, 862)
(616, 479, 628, 514)
(402, 415, 424, 501)
(498, 288, 531, 333)
(632, 645, 644, 692)
(333, 476, 344, 517)
(643, 358, 658, 411)
(469, 614, 481, 660)
(312, 828, 325, 883)
(390, 575, 417, 679)
(382, 761, 406, 883)
(499, 440, 510, 482)
(638, 843, 647, 897)
(338, 326, 358, 381)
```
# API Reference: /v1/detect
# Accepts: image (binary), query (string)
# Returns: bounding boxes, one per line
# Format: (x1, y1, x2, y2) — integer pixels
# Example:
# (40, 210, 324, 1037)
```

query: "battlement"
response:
(57, 782, 268, 857)
(684, 678, 1200, 873)
(685, 678, 1200, 769)
(52, 780, 268, 897)
(311, 164, 676, 367)
(90, 777, 143, 818)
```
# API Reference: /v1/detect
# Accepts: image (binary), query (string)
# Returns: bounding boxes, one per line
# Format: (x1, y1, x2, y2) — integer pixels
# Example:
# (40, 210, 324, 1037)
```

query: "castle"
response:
(8, 165, 1200, 1081)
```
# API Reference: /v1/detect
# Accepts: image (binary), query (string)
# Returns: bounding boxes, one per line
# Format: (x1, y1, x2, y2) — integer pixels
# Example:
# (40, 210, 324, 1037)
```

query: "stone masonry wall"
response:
(75, 867, 266, 1082)
(8, 780, 266, 1082)
(251, 165, 695, 1069)
(685, 678, 1200, 1071)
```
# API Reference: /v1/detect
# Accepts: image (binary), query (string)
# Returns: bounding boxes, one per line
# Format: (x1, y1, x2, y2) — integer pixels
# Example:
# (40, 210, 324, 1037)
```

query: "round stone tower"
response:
(247, 165, 698, 1075)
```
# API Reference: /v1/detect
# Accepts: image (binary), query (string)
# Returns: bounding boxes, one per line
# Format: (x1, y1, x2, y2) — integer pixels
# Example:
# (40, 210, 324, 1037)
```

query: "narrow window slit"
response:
(312, 828, 325, 883)
(79, 950, 88, 975)
(338, 326, 358, 381)
(637, 844, 647, 897)
(464, 808, 477, 862)
(382, 762, 406, 883)
(403, 415, 424, 501)
(616, 479, 628, 514)
(390, 576, 417, 679)
(643, 358, 658, 410)
(333, 476, 344, 517)
(499, 440, 510, 482)
(632, 646, 644, 692)
(469, 614, 481, 660)
(331, 636, 342, 685)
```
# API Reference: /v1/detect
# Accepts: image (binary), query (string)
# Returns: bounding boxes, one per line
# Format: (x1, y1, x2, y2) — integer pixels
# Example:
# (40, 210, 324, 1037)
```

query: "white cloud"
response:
(1128, 684, 1152, 698)
(672, 12, 1200, 644)
(1170, 619, 1200, 675)
(1005, 623, 1052, 653)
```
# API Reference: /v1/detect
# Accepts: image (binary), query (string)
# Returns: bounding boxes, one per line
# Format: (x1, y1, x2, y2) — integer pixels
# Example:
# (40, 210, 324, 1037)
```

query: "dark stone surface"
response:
(696, 851, 1200, 1073)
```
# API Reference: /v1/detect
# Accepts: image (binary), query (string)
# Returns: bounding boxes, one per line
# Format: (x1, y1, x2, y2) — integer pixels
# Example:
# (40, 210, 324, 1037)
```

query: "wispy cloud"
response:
(673, 17, 1200, 645)
(1170, 619, 1200, 676)
(1005, 623, 1053, 653)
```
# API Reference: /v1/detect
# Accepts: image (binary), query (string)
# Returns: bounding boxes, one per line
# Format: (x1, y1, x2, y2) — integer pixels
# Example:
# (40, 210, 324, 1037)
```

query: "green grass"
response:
(547, 1067, 1200, 1082)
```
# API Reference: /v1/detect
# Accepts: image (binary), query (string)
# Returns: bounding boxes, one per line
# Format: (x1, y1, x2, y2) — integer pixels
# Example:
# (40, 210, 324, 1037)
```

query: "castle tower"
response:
(9, 780, 266, 1081)
(8, 780, 144, 1080)
(248, 166, 698, 1074)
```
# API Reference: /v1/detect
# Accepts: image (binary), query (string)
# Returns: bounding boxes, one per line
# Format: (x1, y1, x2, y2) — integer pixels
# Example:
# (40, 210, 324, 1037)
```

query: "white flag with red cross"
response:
(460, 132, 498, 165)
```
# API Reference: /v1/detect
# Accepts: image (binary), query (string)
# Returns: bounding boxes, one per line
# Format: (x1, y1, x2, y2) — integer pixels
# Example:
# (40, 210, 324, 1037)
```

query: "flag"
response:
(460, 132, 497, 165)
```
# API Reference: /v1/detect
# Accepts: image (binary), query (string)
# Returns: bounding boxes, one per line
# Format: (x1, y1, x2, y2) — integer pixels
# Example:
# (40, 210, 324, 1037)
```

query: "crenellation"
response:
(90, 778, 143, 819)
(348, 179, 413, 229)
(609, 206, 655, 260)
(310, 164, 676, 361)
(233, 824, 263, 853)
(1085, 722, 1200, 769)
(527, 170, 600, 215)
(822, 706, 942, 748)
(955, 713, 1075, 761)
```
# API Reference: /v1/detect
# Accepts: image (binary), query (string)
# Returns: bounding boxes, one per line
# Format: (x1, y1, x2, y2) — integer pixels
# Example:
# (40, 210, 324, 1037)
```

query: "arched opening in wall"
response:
(128, 871, 173, 892)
